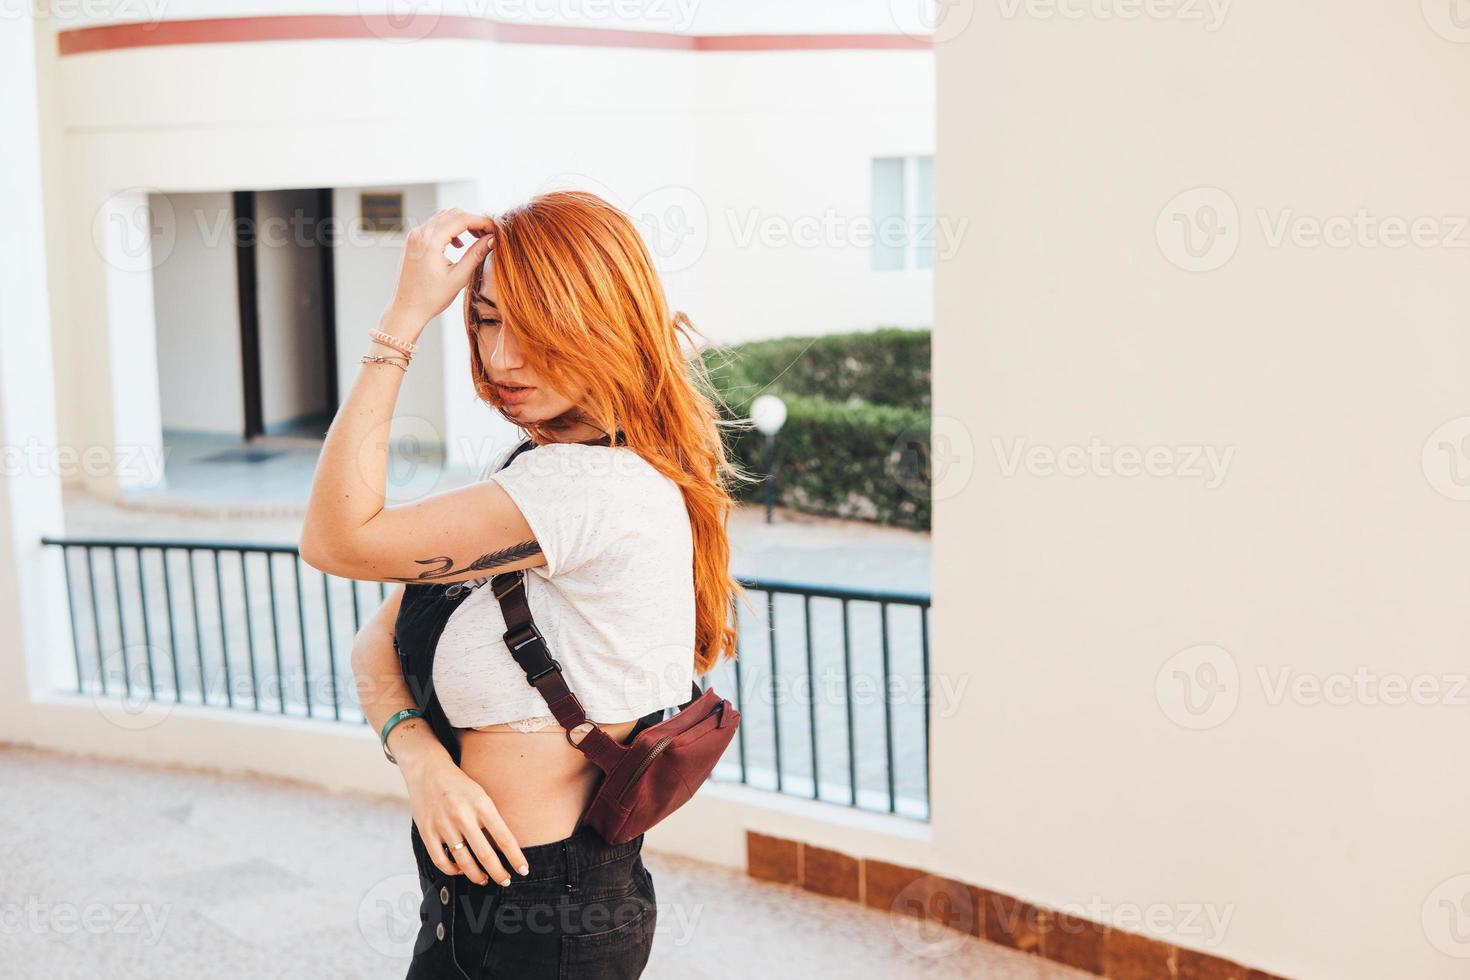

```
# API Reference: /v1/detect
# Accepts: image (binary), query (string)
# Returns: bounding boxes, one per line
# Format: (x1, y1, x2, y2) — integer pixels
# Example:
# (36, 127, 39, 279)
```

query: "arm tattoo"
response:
(387, 540, 543, 583)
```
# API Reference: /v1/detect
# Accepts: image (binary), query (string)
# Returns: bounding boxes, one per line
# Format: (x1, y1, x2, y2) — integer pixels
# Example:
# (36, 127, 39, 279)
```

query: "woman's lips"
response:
(495, 383, 535, 404)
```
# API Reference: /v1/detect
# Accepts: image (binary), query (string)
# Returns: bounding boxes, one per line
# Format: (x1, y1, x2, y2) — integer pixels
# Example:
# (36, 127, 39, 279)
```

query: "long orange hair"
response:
(463, 189, 754, 676)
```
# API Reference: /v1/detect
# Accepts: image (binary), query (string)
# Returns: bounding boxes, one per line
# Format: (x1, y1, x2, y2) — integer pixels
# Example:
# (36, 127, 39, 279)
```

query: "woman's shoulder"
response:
(490, 442, 676, 497)
(527, 442, 661, 474)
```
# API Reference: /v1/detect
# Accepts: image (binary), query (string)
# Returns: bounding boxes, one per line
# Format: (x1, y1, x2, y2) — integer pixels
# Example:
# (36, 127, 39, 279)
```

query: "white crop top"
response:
(432, 441, 697, 731)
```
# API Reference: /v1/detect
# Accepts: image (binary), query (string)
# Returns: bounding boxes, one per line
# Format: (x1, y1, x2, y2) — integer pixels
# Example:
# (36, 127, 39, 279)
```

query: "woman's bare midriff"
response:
(455, 718, 641, 847)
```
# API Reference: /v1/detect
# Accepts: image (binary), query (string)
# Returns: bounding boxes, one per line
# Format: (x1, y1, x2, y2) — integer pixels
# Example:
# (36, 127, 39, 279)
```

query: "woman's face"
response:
(468, 259, 582, 425)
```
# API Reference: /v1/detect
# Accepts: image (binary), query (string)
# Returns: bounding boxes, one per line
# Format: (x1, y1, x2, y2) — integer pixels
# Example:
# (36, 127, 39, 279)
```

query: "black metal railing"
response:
(41, 535, 933, 819)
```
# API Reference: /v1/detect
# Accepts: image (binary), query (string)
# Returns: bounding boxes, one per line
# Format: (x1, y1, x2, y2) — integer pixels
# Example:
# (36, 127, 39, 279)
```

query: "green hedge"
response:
(701, 329, 932, 530)
(703, 328, 931, 412)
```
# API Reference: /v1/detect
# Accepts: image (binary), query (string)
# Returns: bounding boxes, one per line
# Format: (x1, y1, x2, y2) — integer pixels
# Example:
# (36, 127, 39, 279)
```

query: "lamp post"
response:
(750, 394, 787, 524)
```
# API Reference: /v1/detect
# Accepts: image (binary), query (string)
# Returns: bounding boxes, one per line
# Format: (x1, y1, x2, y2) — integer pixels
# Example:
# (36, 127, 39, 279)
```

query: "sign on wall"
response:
(360, 192, 405, 233)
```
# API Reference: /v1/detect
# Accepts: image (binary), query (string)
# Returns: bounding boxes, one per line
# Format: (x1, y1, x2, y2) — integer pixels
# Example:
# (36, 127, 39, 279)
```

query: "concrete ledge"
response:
(2, 692, 405, 799)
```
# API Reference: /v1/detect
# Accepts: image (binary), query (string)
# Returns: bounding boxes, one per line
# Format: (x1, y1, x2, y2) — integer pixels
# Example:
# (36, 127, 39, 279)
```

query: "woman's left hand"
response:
(383, 208, 496, 334)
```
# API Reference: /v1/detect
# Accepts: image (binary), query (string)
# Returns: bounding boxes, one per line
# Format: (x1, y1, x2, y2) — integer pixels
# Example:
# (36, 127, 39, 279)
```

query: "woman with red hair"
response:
(300, 191, 749, 978)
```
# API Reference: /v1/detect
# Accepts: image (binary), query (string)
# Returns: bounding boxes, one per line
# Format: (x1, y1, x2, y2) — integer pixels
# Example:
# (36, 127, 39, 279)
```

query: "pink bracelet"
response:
(368, 328, 418, 357)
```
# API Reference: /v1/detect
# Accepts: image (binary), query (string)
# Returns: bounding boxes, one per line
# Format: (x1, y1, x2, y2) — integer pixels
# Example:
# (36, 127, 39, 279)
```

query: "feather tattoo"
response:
(387, 540, 543, 582)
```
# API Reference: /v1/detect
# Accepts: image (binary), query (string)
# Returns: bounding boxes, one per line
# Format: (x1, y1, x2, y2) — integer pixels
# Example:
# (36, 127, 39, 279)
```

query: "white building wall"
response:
(935, 5, 1470, 980)
(151, 191, 244, 435)
(39, 19, 929, 486)
(0, 6, 74, 702)
(694, 52, 935, 340)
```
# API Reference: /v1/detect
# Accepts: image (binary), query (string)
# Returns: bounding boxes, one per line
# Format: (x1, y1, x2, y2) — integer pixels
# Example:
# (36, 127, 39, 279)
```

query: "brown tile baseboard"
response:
(745, 831, 1290, 980)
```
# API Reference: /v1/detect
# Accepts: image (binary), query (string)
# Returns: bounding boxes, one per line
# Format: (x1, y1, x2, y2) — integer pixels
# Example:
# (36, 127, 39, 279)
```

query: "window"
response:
(871, 154, 935, 271)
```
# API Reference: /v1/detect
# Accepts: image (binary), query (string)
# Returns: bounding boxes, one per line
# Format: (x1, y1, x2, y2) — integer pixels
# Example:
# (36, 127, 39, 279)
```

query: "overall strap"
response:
(489, 567, 702, 771)
(500, 436, 537, 468)
(491, 569, 625, 771)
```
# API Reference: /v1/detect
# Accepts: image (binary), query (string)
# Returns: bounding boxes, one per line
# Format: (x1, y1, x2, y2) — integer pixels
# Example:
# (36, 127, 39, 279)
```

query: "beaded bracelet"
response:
(380, 707, 425, 764)
(368, 328, 418, 357)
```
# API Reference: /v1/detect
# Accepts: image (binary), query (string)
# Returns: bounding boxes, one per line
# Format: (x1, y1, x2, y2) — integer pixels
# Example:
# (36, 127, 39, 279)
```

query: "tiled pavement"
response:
(0, 745, 1090, 980)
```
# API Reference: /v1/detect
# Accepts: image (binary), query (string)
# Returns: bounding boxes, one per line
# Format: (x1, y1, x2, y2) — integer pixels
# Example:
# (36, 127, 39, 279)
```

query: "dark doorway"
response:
(234, 190, 263, 439)
(233, 188, 340, 441)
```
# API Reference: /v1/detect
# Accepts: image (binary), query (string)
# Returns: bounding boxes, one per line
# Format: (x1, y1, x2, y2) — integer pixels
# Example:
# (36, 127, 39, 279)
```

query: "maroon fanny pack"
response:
(489, 568, 740, 845)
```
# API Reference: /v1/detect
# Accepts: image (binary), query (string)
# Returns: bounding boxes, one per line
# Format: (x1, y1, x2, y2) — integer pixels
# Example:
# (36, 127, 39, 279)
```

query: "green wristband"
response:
(380, 707, 425, 764)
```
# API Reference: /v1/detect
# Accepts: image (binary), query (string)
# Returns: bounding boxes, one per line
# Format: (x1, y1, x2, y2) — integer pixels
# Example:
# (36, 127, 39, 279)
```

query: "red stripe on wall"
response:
(694, 34, 931, 52)
(56, 15, 930, 56)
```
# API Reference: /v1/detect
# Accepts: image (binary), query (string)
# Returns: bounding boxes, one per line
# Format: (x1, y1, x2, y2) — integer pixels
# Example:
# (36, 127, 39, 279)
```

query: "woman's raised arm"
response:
(298, 209, 547, 586)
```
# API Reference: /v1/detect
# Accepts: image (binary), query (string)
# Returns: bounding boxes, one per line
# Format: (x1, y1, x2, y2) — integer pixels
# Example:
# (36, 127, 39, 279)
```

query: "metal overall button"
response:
(451, 876, 502, 979)
(413, 871, 453, 961)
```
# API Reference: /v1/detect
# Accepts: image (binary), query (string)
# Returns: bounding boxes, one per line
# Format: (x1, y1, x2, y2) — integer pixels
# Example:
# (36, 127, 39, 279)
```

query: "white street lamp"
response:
(749, 394, 787, 523)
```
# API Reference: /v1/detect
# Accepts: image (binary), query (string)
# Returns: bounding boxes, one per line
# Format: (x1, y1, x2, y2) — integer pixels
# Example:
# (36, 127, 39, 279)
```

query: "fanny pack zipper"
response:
(618, 733, 676, 803)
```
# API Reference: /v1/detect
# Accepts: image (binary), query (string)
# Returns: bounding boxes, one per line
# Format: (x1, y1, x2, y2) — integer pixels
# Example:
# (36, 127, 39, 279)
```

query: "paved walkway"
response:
(0, 745, 1086, 980)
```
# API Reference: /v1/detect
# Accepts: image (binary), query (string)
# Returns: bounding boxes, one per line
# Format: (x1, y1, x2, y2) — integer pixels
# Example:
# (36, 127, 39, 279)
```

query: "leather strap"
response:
(490, 565, 702, 758)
